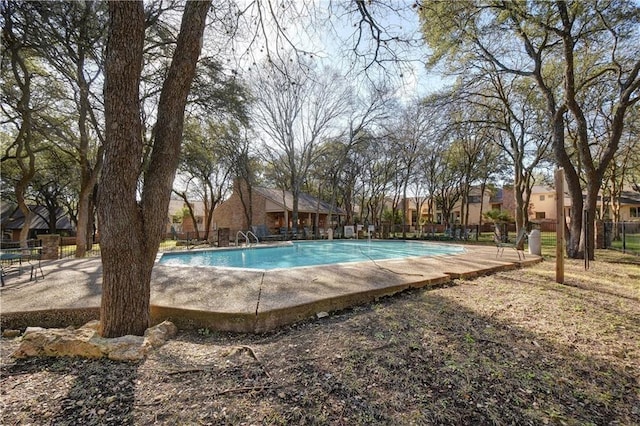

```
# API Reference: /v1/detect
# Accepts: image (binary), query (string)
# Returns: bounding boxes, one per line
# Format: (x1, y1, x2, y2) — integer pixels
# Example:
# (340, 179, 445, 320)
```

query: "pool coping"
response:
(0, 243, 542, 333)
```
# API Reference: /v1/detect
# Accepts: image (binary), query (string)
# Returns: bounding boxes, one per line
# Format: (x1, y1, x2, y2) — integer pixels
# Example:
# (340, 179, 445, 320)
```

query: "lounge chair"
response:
(466, 228, 477, 241)
(278, 227, 300, 240)
(279, 227, 292, 240)
(494, 227, 527, 260)
(291, 227, 300, 240)
(334, 227, 343, 239)
(443, 228, 452, 240)
(303, 227, 312, 239)
(252, 225, 282, 242)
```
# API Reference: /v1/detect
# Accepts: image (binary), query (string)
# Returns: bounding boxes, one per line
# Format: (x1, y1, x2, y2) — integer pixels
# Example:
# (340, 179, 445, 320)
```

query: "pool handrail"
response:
(236, 230, 259, 247)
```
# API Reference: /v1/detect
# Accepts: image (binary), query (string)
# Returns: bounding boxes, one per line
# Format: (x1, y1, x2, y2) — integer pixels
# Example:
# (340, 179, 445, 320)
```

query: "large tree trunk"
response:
(203, 181, 217, 241)
(98, 0, 210, 338)
(554, 118, 585, 259)
(237, 179, 253, 230)
(291, 179, 300, 231)
(75, 50, 95, 258)
(75, 142, 103, 258)
(140, 0, 210, 254)
(98, 1, 147, 337)
(513, 177, 527, 250)
(75, 195, 90, 256)
(17, 206, 34, 246)
(75, 186, 98, 257)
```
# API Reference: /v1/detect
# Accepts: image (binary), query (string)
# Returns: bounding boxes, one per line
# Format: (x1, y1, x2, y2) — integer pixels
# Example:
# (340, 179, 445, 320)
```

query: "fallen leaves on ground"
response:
(1, 251, 638, 425)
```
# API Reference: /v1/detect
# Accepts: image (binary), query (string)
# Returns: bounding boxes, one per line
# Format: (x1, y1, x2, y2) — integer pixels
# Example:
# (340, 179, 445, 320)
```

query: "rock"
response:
(91, 335, 146, 361)
(82, 320, 101, 331)
(12, 320, 177, 361)
(144, 320, 178, 348)
(2, 329, 22, 338)
(316, 311, 329, 319)
(16, 324, 102, 358)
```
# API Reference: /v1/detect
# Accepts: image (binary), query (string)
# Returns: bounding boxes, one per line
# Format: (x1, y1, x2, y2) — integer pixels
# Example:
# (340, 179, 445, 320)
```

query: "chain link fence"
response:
(604, 221, 640, 255)
(54, 221, 639, 258)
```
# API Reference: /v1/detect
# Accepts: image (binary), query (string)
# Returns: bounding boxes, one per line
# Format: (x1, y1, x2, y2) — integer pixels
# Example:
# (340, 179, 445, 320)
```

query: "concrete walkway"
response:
(1, 243, 542, 333)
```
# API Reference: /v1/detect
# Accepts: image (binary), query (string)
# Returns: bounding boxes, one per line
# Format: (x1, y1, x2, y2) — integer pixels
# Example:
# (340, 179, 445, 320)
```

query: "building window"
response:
(631, 207, 639, 218)
(535, 212, 546, 219)
(540, 195, 545, 201)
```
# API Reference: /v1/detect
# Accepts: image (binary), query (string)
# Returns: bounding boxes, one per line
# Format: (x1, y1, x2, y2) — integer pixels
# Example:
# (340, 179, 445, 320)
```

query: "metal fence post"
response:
(583, 210, 589, 269)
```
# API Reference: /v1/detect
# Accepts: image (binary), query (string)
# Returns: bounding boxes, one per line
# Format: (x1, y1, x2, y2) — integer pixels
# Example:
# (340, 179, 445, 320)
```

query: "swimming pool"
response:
(159, 240, 465, 270)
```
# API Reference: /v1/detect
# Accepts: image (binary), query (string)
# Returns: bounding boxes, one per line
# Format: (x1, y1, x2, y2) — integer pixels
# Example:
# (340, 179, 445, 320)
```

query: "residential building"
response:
(527, 185, 640, 222)
(398, 186, 502, 230)
(527, 185, 572, 222)
(391, 183, 640, 231)
(210, 180, 346, 237)
(1, 204, 74, 241)
(166, 198, 209, 236)
(616, 191, 640, 220)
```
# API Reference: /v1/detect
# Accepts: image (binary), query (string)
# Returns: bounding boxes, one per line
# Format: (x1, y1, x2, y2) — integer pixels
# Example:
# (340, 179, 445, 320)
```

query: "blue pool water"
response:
(159, 240, 465, 270)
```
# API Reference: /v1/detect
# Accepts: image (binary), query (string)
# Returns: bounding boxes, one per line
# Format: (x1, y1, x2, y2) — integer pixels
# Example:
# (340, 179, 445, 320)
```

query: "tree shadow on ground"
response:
(321, 291, 639, 424)
(186, 286, 639, 425)
(2, 356, 140, 426)
(2, 270, 638, 425)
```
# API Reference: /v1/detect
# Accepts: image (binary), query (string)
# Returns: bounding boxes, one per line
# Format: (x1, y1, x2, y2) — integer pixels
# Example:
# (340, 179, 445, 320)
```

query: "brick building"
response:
(211, 180, 346, 237)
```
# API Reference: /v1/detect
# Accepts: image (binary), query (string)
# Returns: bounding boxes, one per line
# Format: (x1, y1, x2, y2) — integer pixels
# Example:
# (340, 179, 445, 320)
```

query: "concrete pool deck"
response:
(1, 243, 542, 333)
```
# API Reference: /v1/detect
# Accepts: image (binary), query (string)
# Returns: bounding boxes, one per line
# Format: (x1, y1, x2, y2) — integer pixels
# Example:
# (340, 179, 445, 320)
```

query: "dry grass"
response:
(1, 250, 639, 425)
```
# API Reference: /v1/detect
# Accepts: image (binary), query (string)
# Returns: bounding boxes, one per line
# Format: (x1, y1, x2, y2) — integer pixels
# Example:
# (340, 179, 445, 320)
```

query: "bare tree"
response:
(322, 0, 425, 80)
(175, 119, 242, 240)
(447, 72, 552, 238)
(307, 83, 394, 236)
(389, 99, 428, 237)
(252, 56, 349, 231)
(432, 142, 464, 229)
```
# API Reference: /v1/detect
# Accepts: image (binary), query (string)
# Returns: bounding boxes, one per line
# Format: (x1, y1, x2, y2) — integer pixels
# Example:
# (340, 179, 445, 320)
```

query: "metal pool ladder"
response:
(236, 230, 259, 247)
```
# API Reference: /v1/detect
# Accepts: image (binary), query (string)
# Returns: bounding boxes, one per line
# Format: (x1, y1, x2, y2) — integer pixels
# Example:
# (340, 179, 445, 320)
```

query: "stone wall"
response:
(39, 234, 60, 260)
(217, 228, 230, 247)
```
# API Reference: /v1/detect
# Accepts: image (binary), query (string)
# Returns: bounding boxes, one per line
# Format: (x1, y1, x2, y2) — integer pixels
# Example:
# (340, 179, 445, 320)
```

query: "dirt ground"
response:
(1, 250, 639, 425)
